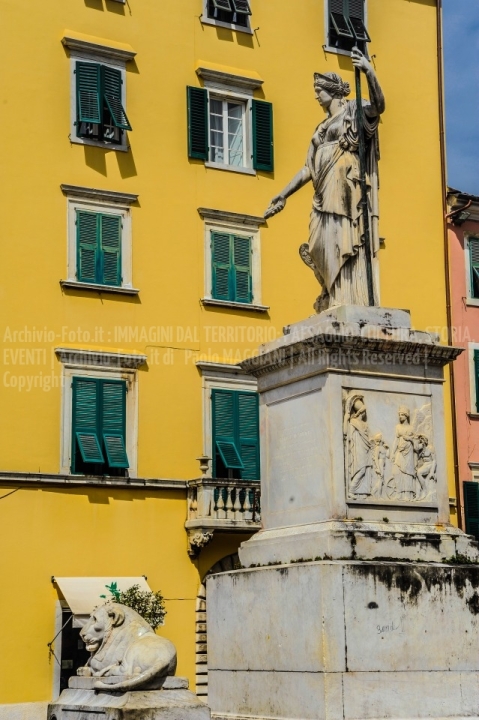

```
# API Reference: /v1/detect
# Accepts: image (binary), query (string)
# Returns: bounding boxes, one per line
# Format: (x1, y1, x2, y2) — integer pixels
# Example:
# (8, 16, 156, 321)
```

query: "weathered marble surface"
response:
(48, 686, 210, 720)
(208, 561, 479, 720)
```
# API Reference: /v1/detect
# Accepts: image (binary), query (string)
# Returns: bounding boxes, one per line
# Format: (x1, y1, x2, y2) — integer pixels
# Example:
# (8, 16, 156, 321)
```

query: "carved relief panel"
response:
(343, 390, 437, 504)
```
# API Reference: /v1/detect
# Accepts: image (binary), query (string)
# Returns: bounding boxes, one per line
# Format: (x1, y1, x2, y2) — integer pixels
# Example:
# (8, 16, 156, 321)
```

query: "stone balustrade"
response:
(185, 478, 261, 556)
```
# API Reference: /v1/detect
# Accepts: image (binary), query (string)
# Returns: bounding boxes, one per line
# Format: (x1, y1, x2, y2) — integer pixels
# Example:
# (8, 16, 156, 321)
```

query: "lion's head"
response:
(80, 602, 152, 656)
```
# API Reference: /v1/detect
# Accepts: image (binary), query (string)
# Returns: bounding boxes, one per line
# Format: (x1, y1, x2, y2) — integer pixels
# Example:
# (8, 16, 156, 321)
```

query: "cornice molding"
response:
(196, 66, 263, 91)
(55, 347, 147, 369)
(0, 471, 186, 491)
(198, 207, 266, 227)
(196, 361, 252, 379)
(61, 184, 138, 205)
(62, 33, 136, 63)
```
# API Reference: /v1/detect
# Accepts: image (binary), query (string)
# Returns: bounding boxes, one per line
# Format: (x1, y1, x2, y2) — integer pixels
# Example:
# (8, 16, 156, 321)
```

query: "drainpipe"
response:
(437, 0, 462, 528)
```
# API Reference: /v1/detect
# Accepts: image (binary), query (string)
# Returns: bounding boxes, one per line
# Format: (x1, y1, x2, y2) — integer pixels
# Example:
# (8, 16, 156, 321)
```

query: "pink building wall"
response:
(447, 192, 479, 523)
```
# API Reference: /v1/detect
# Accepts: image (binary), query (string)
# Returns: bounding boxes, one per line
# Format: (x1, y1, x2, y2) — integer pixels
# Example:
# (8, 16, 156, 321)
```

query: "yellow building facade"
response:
(0, 0, 452, 716)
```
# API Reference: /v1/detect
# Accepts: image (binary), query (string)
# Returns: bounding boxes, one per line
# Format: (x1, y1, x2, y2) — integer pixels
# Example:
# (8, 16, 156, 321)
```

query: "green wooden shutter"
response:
(100, 214, 122, 286)
(464, 481, 479, 541)
(76, 211, 99, 283)
(329, 0, 354, 38)
(233, 236, 252, 303)
(231, 0, 251, 14)
(102, 381, 129, 468)
(76, 62, 102, 124)
(237, 392, 260, 480)
(212, 232, 232, 301)
(212, 390, 243, 475)
(347, 0, 370, 42)
(252, 100, 274, 172)
(187, 87, 208, 160)
(72, 378, 104, 466)
(102, 66, 132, 131)
(469, 238, 479, 298)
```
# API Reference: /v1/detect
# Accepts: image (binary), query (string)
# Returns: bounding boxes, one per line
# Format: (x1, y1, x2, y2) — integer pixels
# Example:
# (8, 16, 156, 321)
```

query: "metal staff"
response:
(354, 49, 375, 307)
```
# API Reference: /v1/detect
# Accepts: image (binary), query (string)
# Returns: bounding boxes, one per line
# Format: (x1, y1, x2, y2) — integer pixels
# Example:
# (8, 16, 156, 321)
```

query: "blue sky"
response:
(443, 0, 479, 195)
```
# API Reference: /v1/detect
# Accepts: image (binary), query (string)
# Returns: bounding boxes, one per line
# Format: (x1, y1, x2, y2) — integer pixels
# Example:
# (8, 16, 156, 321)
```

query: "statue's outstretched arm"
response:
(264, 166, 312, 219)
(351, 48, 385, 117)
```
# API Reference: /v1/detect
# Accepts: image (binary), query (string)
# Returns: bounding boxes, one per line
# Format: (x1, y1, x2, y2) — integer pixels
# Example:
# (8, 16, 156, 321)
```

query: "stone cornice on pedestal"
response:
(241, 309, 462, 380)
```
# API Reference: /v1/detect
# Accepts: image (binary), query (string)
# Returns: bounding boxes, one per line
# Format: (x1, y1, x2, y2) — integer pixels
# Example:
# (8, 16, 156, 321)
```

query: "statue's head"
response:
(352, 398, 366, 419)
(398, 405, 410, 423)
(313, 72, 350, 107)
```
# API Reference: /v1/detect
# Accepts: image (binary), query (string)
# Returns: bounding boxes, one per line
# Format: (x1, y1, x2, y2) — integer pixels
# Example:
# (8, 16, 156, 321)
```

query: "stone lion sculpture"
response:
(77, 602, 177, 691)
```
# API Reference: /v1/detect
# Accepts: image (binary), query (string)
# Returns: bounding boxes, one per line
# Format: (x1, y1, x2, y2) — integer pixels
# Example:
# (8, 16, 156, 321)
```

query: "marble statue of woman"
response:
(344, 393, 374, 499)
(264, 49, 385, 312)
(390, 406, 418, 501)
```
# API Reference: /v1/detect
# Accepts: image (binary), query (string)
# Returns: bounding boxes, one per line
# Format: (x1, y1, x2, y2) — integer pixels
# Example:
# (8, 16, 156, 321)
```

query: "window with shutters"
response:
(466, 236, 479, 300)
(201, 216, 265, 311)
(202, 0, 252, 33)
(463, 481, 479, 541)
(327, 0, 369, 54)
(73, 61, 131, 149)
(76, 210, 122, 287)
(211, 389, 260, 481)
(71, 377, 129, 476)
(63, 192, 135, 294)
(211, 232, 252, 303)
(187, 86, 273, 174)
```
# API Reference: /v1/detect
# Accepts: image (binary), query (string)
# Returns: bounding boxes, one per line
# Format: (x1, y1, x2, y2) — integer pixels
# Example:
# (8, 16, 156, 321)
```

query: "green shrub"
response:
(101, 582, 166, 630)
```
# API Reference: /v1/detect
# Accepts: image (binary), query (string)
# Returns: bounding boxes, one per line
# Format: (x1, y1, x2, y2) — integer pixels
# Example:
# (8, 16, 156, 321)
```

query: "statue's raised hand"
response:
(264, 195, 286, 219)
(351, 47, 371, 74)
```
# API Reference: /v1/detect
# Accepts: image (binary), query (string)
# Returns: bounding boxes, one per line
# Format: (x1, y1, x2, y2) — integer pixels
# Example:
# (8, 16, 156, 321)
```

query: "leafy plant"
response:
(101, 582, 167, 630)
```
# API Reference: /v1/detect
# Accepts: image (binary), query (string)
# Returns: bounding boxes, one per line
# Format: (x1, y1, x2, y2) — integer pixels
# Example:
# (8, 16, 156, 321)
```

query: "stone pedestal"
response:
(207, 307, 479, 720)
(47, 677, 210, 720)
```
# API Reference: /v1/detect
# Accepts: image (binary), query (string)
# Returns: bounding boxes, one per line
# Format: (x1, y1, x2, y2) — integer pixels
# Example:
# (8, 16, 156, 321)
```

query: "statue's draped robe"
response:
(347, 416, 374, 496)
(306, 99, 380, 308)
(391, 424, 417, 500)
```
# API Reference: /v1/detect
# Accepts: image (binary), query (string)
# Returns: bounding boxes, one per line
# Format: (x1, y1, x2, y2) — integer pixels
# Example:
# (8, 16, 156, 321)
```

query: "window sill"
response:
(202, 298, 269, 313)
(69, 135, 129, 153)
(61, 280, 139, 296)
(200, 15, 253, 35)
(323, 45, 355, 57)
(466, 298, 479, 307)
(205, 161, 256, 176)
(467, 412, 479, 419)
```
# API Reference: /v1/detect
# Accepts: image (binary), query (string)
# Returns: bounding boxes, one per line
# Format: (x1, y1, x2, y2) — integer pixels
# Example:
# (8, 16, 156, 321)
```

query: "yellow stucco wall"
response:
(0, 0, 452, 706)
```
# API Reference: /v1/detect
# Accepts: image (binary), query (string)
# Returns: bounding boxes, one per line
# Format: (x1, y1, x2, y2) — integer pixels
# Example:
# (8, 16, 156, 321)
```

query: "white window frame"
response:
(206, 87, 253, 175)
(197, 362, 257, 477)
(63, 35, 134, 152)
(467, 342, 479, 415)
(58, 351, 142, 477)
(324, 0, 369, 57)
(60, 185, 139, 295)
(198, 207, 268, 312)
(209, 95, 247, 169)
(200, 0, 253, 34)
(464, 233, 479, 306)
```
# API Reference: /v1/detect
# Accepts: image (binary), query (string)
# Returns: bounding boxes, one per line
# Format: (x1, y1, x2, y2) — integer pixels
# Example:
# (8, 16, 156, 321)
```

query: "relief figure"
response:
(344, 393, 374, 499)
(371, 432, 390, 498)
(390, 406, 417, 501)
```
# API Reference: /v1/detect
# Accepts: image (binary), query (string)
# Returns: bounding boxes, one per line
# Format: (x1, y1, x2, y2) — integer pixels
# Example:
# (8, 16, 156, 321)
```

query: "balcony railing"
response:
(185, 478, 261, 556)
